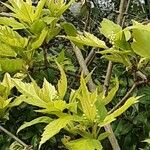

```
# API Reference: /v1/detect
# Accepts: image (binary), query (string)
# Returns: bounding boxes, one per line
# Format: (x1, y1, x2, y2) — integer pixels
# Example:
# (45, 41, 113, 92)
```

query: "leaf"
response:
(0, 58, 25, 72)
(142, 139, 150, 144)
(57, 62, 67, 99)
(0, 42, 17, 57)
(30, 19, 46, 34)
(0, 17, 25, 30)
(8, 95, 24, 108)
(41, 78, 57, 102)
(46, 0, 75, 17)
(31, 27, 48, 49)
(33, 0, 47, 20)
(39, 115, 72, 148)
(12, 79, 48, 108)
(64, 31, 107, 48)
(0, 26, 28, 48)
(78, 74, 97, 122)
(61, 22, 77, 36)
(17, 116, 52, 133)
(131, 28, 150, 58)
(99, 97, 139, 127)
(103, 78, 119, 105)
(100, 18, 122, 40)
(64, 138, 102, 150)
(98, 132, 110, 141)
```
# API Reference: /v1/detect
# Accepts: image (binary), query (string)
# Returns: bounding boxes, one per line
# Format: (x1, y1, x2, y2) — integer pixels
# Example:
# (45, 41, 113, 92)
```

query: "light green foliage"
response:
(0, 73, 22, 119)
(100, 18, 122, 41)
(64, 138, 103, 150)
(17, 116, 52, 133)
(63, 31, 107, 49)
(13, 68, 139, 149)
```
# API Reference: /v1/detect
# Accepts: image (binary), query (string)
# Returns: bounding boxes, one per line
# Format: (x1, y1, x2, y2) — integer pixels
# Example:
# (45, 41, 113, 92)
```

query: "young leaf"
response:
(64, 31, 107, 48)
(99, 97, 139, 127)
(39, 115, 72, 148)
(0, 58, 25, 72)
(17, 116, 52, 133)
(131, 28, 150, 59)
(57, 62, 67, 99)
(103, 78, 119, 105)
(100, 18, 122, 40)
(64, 138, 102, 150)
(12, 79, 48, 108)
(31, 27, 48, 49)
(0, 17, 25, 30)
(98, 132, 110, 141)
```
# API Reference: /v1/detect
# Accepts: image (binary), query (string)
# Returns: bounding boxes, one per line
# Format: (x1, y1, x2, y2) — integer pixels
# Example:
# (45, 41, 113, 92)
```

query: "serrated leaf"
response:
(12, 79, 48, 108)
(0, 26, 28, 48)
(64, 31, 107, 48)
(99, 97, 139, 127)
(39, 115, 72, 148)
(0, 17, 25, 30)
(41, 78, 57, 102)
(17, 116, 52, 133)
(78, 74, 97, 122)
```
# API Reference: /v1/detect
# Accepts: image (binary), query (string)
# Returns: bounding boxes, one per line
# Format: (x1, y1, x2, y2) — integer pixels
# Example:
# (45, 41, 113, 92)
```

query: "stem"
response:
(0, 125, 28, 148)
(109, 80, 144, 114)
(72, 43, 96, 91)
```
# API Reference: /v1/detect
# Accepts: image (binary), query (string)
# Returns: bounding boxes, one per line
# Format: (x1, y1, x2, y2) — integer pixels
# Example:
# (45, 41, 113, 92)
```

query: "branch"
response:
(72, 43, 96, 91)
(109, 80, 144, 114)
(0, 125, 29, 148)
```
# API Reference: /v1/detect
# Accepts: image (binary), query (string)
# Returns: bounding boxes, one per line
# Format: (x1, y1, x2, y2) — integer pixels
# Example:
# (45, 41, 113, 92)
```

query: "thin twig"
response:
(72, 43, 96, 91)
(109, 80, 144, 114)
(0, 125, 28, 148)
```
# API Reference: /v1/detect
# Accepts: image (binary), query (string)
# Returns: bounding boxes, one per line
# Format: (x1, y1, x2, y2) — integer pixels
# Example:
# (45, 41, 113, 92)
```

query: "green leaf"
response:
(46, 0, 75, 17)
(99, 97, 139, 127)
(78, 74, 97, 122)
(0, 17, 25, 30)
(8, 95, 24, 108)
(64, 138, 102, 150)
(33, 0, 47, 20)
(39, 115, 72, 148)
(0, 58, 25, 72)
(142, 139, 150, 144)
(103, 78, 119, 105)
(100, 18, 122, 40)
(30, 19, 46, 34)
(17, 116, 52, 133)
(41, 78, 57, 102)
(0, 42, 17, 57)
(12, 79, 48, 108)
(131, 28, 150, 58)
(31, 27, 48, 49)
(98, 132, 110, 141)
(0, 26, 28, 48)
(64, 31, 107, 48)
(57, 62, 67, 99)
(61, 22, 77, 36)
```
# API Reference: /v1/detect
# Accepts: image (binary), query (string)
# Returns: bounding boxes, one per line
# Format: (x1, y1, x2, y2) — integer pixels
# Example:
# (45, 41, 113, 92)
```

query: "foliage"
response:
(0, 0, 149, 150)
